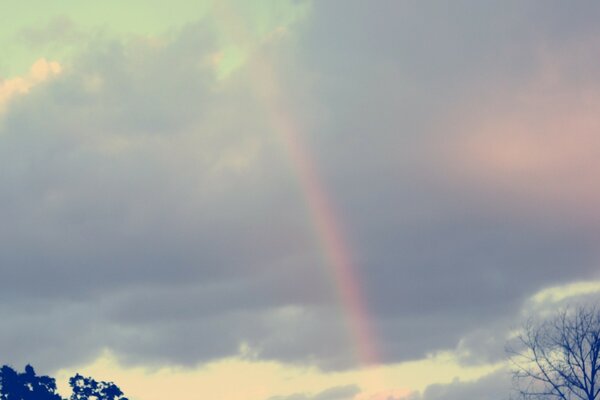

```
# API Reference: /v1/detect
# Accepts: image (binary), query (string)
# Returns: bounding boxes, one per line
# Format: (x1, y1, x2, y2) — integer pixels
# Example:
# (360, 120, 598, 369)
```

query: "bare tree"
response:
(507, 306, 600, 400)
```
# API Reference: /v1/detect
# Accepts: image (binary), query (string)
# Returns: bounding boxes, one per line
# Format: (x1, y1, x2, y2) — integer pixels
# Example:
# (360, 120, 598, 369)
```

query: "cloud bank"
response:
(1, 2, 600, 380)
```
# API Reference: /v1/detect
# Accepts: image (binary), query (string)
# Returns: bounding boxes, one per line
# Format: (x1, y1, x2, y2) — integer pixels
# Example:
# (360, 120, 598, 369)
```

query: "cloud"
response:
(531, 280, 600, 305)
(444, 41, 600, 224)
(17, 16, 80, 47)
(2, 1, 600, 377)
(0, 58, 61, 113)
(410, 369, 511, 400)
(267, 384, 361, 400)
(0, 18, 349, 371)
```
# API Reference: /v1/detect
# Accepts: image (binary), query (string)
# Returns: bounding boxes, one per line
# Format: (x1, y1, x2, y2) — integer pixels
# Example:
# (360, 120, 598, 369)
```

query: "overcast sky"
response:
(2, 1, 600, 399)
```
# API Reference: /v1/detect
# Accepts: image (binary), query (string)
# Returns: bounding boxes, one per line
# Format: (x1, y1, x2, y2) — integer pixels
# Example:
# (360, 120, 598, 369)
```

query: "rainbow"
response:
(255, 70, 380, 367)
(212, 2, 381, 368)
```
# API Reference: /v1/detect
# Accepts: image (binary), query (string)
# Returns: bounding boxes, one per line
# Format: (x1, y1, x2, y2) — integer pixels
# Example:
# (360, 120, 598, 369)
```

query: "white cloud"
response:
(531, 280, 600, 304)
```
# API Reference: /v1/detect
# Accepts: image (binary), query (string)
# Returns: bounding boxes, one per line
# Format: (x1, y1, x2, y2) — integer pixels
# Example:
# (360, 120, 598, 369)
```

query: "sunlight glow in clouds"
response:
(0, 58, 61, 113)
(52, 279, 600, 400)
(531, 280, 600, 305)
(446, 52, 600, 222)
(53, 350, 498, 400)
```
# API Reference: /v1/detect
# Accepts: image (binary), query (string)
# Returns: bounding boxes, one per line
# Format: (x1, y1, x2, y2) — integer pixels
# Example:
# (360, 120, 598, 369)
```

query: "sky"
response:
(2, 1, 600, 399)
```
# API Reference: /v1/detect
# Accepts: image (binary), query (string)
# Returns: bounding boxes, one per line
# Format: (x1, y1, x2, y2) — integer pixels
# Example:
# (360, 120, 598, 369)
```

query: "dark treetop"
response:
(0, 365, 128, 400)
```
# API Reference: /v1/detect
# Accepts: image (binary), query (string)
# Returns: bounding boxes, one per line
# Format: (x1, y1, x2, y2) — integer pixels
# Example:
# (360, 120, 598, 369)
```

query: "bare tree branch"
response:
(507, 306, 600, 400)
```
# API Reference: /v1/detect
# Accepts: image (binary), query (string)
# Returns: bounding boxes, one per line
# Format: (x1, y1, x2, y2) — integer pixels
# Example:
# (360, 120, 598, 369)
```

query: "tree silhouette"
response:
(0, 365, 128, 400)
(508, 306, 600, 400)
(69, 374, 128, 400)
(0, 365, 62, 400)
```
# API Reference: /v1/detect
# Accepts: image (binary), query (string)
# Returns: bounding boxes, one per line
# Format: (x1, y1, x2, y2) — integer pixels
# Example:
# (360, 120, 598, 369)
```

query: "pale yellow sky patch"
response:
(53, 349, 500, 400)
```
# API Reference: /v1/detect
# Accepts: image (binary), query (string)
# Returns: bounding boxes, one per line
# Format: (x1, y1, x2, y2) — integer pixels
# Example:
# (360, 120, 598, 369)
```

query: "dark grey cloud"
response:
(410, 369, 512, 400)
(267, 384, 360, 400)
(290, 0, 600, 366)
(2, 1, 600, 374)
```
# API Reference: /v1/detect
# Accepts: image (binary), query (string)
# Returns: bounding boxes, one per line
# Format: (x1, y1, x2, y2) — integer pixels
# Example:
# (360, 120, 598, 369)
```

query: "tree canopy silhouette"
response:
(0, 365, 127, 400)
(0, 365, 61, 400)
(69, 374, 128, 400)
